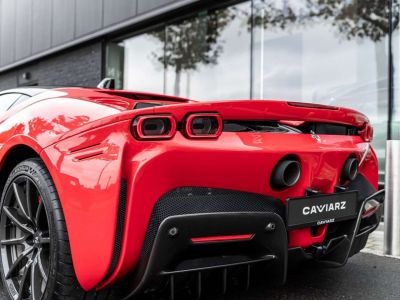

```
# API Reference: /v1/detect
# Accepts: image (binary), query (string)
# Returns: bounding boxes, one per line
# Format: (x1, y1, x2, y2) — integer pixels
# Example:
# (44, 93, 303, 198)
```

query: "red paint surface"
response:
(0, 87, 378, 291)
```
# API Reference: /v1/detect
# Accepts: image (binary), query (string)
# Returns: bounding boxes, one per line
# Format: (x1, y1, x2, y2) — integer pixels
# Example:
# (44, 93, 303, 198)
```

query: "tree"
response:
(250, 0, 398, 42)
(148, 0, 399, 99)
(150, 9, 235, 96)
(249, 0, 398, 117)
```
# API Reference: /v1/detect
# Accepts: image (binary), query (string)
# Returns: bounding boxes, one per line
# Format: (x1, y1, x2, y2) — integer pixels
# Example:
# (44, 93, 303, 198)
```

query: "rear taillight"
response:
(191, 234, 254, 244)
(132, 115, 176, 140)
(360, 123, 373, 142)
(185, 113, 223, 138)
(362, 199, 381, 219)
(361, 190, 385, 219)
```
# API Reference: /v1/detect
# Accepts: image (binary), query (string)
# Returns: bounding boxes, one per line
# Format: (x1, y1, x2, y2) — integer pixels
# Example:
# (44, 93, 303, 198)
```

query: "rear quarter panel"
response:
(0, 94, 378, 291)
(43, 120, 378, 291)
(42, 121, 130, 290)
(0, 95, 123, 289)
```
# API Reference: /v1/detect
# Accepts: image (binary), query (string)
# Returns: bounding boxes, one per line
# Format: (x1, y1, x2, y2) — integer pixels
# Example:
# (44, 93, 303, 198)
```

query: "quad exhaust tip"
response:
(271, 159, 301, 190)
(341, 157, 359, 181)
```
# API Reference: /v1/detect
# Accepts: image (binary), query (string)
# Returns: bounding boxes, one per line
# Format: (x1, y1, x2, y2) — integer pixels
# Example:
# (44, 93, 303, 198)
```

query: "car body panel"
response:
(44, 121, 376, 290)
(0, 87, 379, 292)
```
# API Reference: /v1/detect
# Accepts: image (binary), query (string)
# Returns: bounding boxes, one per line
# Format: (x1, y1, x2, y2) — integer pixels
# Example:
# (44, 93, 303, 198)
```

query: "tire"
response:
(0, 158, 85, 300)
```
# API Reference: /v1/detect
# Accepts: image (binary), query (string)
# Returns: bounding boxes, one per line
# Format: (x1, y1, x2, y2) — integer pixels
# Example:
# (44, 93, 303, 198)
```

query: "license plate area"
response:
(286, 191, 358, 229)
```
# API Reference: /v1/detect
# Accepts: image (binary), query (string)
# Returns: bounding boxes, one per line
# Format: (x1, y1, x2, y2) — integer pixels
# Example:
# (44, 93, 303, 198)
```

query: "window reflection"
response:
(109, 2, 252, 99)
(107, 0, 390, 180)
(121, 30, 165, 93)
(162, 4, 251, 99)
(0, 93, 22, 112)
(252, 0, 389, 180)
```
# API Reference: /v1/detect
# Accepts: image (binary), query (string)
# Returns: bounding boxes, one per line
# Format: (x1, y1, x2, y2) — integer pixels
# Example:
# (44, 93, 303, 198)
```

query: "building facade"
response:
(0, 0, 398, 182)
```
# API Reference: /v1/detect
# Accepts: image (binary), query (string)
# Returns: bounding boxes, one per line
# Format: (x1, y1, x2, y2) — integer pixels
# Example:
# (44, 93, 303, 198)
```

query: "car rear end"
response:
(45, 96, 382, 298)
(101, 100, 383, 298)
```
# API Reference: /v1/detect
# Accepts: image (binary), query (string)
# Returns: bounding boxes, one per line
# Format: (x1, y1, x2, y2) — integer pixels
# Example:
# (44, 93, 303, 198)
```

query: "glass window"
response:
(108, 2, 252, 99)
(106, 43, 125, 90)
(121, 28, 165, 93)
(163, 4, 251, 99)
(107, 0, 390, 181)
(9, 94, 30, 108)
(0, 93, 23, 112)
(252, 0, 389, 181)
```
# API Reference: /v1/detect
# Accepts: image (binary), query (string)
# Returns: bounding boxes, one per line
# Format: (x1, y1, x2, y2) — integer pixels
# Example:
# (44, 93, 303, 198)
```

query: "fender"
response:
(1, 135, 44, 158)
(42, 121, 130, 290)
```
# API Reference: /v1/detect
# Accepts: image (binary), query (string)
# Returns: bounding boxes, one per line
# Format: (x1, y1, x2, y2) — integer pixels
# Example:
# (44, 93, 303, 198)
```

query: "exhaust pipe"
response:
(341, 157, 358, 181)
(271, 159, 301, 190)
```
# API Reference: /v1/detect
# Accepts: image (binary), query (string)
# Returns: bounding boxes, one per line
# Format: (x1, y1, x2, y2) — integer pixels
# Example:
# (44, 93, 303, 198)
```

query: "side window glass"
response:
(9, 95, 30, 109)
(0, 94, 22, 112)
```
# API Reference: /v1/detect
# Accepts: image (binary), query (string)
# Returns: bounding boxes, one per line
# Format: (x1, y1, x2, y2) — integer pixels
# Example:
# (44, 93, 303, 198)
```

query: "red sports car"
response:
(0, 84, 383, 300)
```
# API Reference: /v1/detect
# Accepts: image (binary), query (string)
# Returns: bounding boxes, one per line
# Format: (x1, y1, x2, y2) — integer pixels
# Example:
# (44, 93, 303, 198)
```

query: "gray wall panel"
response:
(103, 0, 137, 26)
(15, 0, 32, 60)
(0, 0, 17, 65)
(76, 0, 103, 37)
(0, 42, 102, 90)
(52, 0, 75, 46)
(137, 0, 177, 14)
(32, 0, 52, 54)
(0, 0, 198, 71)
(0, 69, 18, 90)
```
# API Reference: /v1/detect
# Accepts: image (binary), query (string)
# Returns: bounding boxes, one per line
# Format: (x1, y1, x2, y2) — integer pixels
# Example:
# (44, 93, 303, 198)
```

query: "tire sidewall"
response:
(0, 159, 58, 300)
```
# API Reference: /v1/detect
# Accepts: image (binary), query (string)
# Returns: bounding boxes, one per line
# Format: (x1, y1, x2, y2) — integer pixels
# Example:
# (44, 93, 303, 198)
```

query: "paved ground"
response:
(145, 251, 400, 300)
(363, 222, 385, 256)
(205, 252, 400, 300)
(0, 230, 398, 299)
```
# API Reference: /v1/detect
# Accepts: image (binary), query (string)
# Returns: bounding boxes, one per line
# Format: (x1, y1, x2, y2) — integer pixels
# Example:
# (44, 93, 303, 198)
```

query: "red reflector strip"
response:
(288, 101, 338, 110)
(362, 206, 379, 219)
(191, 234, 254, 244)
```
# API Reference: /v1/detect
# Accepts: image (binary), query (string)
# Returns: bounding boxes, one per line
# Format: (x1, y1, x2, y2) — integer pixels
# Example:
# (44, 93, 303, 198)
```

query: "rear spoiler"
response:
(149, 100, 369, 128)
(58, 100, 370, 143)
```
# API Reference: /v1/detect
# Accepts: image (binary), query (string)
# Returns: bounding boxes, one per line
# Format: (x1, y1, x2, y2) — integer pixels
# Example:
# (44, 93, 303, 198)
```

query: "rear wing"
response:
(150, 100, 369, 128)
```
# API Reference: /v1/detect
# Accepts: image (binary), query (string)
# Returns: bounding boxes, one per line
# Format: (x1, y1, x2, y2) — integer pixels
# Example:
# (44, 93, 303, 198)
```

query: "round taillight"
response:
(185, 113, 223, 138)
(132, 115, 176, 140)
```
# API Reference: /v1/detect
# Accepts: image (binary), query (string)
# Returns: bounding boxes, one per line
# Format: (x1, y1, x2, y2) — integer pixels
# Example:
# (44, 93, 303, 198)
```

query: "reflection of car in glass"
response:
(0, 85, 383, 299)
(313, 78, 398, 182)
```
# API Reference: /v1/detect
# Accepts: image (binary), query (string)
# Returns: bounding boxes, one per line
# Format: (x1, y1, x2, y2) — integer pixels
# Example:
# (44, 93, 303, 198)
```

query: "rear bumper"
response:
(120, 186, 384, 299)
(290, 189, 384, 266)
(45, 117, 379, 290)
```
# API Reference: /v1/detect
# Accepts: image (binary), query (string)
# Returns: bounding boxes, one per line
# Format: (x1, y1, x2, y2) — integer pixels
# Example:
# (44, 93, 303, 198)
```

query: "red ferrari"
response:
(0, 83, 384, 300)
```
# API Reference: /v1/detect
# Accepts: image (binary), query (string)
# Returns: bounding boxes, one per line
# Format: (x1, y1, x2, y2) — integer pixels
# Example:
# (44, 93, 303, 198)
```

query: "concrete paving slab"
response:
(0, 253, 398, 299)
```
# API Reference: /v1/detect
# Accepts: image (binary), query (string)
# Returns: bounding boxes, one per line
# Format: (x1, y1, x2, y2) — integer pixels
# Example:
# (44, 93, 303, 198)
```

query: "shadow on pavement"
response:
(0, 253, 398, 300)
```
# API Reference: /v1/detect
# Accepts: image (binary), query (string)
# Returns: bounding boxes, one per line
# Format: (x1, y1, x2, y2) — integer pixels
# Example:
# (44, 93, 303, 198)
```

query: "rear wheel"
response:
(0, 158, 85, 300)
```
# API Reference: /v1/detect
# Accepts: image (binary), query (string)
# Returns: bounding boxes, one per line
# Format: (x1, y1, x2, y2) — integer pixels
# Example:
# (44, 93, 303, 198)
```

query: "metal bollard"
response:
(384, 140, 400, 257)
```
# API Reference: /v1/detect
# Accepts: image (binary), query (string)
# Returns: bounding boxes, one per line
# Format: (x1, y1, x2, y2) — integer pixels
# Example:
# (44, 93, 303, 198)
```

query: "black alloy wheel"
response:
(0, 159, 85, 300)
(0, 175, 50, 300)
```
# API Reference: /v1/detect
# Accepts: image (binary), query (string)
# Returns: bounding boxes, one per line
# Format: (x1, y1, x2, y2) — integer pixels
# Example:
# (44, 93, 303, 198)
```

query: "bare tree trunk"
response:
(374, 39, 388, 118)
(186, 71, 191, 98)
(174, 66, 181, 96)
